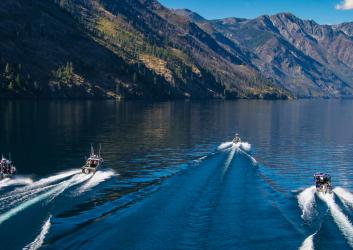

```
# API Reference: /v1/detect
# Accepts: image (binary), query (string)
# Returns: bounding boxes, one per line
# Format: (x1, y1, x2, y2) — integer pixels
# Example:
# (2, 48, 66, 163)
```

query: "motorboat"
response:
(82, 145, 103, 174)
(231, 133, 252, 153)
(232, 133, 241, 144)
(0, 154, 17, 179)
(314, 173, 332, 194)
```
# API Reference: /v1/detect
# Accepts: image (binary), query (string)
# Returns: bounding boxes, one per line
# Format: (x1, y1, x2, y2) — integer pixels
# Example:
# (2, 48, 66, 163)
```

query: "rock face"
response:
(333, 22, 353, 37)
(0, 0, 353, 99)
(194, 12, 353, 98)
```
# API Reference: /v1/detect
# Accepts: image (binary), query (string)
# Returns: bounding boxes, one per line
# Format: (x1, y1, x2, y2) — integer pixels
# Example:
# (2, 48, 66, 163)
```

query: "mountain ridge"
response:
(0, 0, 352, 99)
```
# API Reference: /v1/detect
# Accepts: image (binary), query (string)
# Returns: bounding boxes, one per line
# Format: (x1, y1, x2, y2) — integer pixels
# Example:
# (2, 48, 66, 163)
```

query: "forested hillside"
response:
(3, 0, 353, 99)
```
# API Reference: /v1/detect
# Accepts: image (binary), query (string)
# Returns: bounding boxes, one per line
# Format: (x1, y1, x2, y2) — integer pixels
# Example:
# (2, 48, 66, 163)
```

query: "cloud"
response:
(336, 0, 353, 10)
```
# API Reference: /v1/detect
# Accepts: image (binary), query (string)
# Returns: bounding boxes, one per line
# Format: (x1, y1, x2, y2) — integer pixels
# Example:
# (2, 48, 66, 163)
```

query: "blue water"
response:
(0, 100, 353, 249)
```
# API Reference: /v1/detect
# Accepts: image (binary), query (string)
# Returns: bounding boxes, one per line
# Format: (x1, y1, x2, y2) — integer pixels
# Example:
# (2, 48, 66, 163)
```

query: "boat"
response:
(0, 154, 17, 179)
(232, 133, 241, 144)
(232, 133, 252, 152)
(314, 173, 332, 194)
(82, 145, 103, 174)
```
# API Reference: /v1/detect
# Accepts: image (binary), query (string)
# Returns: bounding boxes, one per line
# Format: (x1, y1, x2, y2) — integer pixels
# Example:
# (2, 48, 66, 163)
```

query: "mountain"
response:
(1, 0, 353, 99)
(181, 11, 353, 98)
(333, 22, 353, 37)
(0, 0, 289, 99)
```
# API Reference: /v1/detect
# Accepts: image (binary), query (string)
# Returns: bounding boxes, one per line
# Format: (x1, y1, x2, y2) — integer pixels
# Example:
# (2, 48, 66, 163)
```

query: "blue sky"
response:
(159, 0, 353, 24)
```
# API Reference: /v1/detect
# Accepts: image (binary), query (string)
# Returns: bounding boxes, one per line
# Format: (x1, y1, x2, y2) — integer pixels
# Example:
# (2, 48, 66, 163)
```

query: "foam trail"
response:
(16, 169, 80, 193)
(218, 142, 233, 150)
(0, 185, 55, 210)
(237, 147, 257, 166)
(77, 170, 115, 193)
(298, 186, 316, 220)
(334, 187, 353, 209)
(194, 155, 208, 164)
(0, 177, 33, 190)
(0, 170, 80, 203)
(299, 233, 315, 250)
(0, 170, 83, 207)
(222, 147, 236, 177)
(48, 173, 93, 201)
(240, 142, 251, 152)
(318, 193, 353, 247)
(0, 182, 57, 203)
(23, 215, 52, 250)
(0, 178, 11, 189)
(0, 174, 91, 225)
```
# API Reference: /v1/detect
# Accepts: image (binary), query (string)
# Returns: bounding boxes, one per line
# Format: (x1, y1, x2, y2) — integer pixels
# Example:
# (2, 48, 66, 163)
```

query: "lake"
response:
(0, 100, 353, 249)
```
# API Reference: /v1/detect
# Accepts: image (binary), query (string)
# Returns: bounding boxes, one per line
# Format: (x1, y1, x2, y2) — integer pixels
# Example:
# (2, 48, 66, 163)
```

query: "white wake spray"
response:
(47, 173, 93, 201)
(241, 150, 257, 166)
(236, 147, 257, 167)
(334, 187, 353, 209)
(222, 147, 236, 177)
(77, 170, 116, 194)
(239, 142, 251, 152)
(299, 233, 315, 250)
(218, 141, 255, 164)
(0, 185, 55, 210)
(318, 193, 353, 248)
(233, 141, 251, 152)
(18, 169, 80, 192)
(0, 177, 33, 190)
(298, 186, 316, 220)
(0, 173, 92, 225)
(23, 215, 52, 250)
(218, 142, 233, 150)
(0, 169, 80, 209)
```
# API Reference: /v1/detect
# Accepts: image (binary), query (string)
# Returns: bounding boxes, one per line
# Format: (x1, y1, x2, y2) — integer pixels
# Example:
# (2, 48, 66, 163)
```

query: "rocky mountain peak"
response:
(172, 8, 206, 22)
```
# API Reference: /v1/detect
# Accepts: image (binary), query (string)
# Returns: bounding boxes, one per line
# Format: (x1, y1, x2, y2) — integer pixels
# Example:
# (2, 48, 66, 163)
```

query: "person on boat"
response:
(86, 159, 95, 168)
(233, 133, 241, 143)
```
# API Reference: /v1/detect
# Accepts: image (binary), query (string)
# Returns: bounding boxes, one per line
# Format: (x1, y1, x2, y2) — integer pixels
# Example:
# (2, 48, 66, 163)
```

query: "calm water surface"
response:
(0, 100, 353, 250)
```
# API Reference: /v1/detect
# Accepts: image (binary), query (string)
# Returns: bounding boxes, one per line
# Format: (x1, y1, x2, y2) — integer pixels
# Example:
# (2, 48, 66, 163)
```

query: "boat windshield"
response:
(315, 175, 330, 184)
(87, 159, 98, 168)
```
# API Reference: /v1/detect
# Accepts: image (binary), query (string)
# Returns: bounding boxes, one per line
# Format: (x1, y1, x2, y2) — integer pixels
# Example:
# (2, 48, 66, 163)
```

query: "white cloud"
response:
(336, 0, 353, 10)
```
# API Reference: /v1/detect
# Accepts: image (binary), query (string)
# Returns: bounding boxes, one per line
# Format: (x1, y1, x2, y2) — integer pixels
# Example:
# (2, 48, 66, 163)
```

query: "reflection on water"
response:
(1, 100, 353, 249)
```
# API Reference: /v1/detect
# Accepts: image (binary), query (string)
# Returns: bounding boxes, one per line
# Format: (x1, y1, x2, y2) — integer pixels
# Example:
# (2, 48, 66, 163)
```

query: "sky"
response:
(159, 0, 353, 24)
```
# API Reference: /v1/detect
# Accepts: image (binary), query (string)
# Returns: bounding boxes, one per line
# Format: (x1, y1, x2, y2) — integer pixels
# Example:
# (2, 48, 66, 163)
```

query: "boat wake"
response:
(218, 141, 256, 166)
(298, 186, 316, 220)
(0, 173, 92, 225)
(23, 215, 52, 250)
(19, 169, 80, 192)
(222, 147, 236, 177)
(218, 142, 233, 150)
(238, 148, 257, 166)
(237, 142, 251, 152)
(0, 177, 33, 190)
(299, 233, 315, 250)
(77, 170, 116, 194)
(318, 192, 353, 248)
(333, 187, 353, 209)
(218, 141, 252, 152)
(0, 169, 80, 209)
(0, 185, 56, 210)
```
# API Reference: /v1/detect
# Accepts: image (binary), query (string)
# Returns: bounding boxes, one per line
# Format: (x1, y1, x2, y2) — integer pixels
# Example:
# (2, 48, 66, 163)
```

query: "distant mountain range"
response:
(1, 0, 353, 99)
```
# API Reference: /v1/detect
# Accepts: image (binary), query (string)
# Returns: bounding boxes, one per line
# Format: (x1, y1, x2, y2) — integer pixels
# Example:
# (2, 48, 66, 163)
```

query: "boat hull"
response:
(316, 185, 332, 194)
(82, 166, 97, 174)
